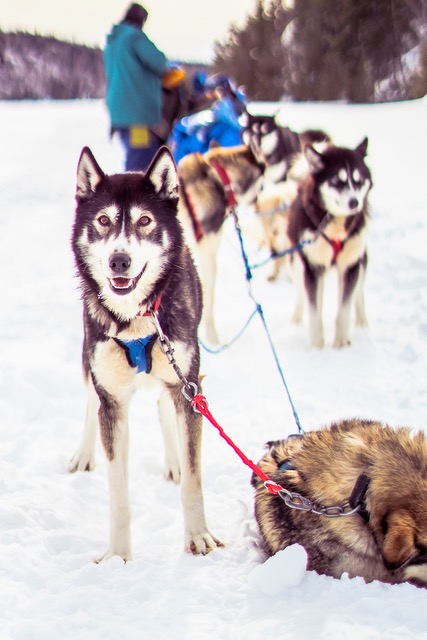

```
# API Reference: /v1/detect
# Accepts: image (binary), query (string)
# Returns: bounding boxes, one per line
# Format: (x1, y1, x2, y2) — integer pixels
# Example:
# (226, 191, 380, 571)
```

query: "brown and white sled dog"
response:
(252, 419, 427, 587)
(177, 143, 265, 345)
(287, 138, 372, 348)
(69, 146, 222, 562)
(254, 181, 296, 281)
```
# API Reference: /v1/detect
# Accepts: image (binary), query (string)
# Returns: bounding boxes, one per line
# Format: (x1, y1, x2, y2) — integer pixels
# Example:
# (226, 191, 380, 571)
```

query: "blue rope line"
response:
(199, 307, 258, 354)
(249, 213, 332, 271)
(254, 303, 304, 434)
(229, 208, 304, 434)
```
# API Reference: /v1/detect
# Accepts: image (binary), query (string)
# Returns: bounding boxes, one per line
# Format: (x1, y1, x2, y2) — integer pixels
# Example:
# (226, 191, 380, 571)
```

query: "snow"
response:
(0, 96, 426, 639)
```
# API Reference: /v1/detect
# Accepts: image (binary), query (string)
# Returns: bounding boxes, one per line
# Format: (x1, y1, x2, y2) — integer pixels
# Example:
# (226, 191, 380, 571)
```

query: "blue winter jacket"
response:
(104, 22, 168, 128)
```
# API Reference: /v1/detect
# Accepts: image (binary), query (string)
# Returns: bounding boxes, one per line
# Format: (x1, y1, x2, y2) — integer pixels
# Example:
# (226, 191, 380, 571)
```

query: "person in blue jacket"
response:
(170, 74, 247, 163)
(104, 3, 168, 171)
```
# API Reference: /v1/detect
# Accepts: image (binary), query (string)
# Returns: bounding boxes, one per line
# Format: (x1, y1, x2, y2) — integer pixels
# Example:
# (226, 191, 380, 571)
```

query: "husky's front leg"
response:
(198, 232, 222, 346)
(354, 256, 368, 328)
(95, 389, 132, 563)
(169, 385, 222, 555)
(334, 261, 361, 348)
(69, 375, 99, 473)
(305, 262, 325, 349)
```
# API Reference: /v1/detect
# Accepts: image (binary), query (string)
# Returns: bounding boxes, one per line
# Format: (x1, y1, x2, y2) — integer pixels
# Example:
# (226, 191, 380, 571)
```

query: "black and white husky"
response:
(242, 113, 301, 184)
(287, 138, 372, 348)
(69, 146, 222, 562)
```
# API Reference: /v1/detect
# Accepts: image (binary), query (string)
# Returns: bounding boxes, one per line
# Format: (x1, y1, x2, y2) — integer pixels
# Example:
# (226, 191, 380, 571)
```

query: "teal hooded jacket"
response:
(104, 22, 168, 128)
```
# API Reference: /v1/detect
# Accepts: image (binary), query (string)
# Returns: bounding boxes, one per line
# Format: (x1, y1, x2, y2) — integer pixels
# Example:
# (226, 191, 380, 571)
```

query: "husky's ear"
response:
(240, 112, 249, 128)
(304, 144, 324, 173)
(381, 509, 417, 570)
(355, 137, 368, 157)
(76, 147, 105, 199)
(145, 146, 178, 200)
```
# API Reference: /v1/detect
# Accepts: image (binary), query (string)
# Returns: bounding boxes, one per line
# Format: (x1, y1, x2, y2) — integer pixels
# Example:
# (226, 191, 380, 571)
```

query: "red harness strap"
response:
(330, 238, 343, 263)
(183, 188, 204, 242)
(191, 393, 283, 495)
(320, 233, 344, 264)
(137, 293, 162, 317)
(209, 159, 238, 207)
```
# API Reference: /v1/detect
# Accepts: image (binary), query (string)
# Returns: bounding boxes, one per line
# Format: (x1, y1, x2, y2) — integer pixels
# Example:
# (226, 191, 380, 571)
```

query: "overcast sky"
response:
(1, 0, 259, 62)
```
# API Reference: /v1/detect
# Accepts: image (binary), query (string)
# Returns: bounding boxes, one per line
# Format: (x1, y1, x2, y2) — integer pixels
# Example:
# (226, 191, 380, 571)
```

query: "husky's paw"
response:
(68, 450, 96, 473)
(267, 268, 279, 282)
(163, 463, 181, 484)
(309, 337, 325, 349)
(204, 327, 220, 347)
(355, 316, 368, 328)
(333, 336, 351, 349)
(292, 308, 304, 324)
(94, 548, 133, 564)
(185, 531, 224, 555)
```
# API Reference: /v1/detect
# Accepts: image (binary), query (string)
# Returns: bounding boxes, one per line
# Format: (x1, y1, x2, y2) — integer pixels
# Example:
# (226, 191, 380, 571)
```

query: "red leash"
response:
(191, 393, 282, 495)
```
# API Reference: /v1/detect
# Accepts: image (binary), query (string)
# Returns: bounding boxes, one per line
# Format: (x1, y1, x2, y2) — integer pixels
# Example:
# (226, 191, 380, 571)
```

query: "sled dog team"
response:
(69, 117, 427, 589)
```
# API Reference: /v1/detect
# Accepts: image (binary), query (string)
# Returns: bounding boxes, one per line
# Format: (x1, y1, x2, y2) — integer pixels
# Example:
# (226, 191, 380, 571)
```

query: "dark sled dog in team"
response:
(287, 138, 372, 348)
(70, 145, 222, 562)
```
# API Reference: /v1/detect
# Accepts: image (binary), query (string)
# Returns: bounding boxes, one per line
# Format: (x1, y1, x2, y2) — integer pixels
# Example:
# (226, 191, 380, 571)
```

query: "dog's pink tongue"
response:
(112, 277, 131, 288)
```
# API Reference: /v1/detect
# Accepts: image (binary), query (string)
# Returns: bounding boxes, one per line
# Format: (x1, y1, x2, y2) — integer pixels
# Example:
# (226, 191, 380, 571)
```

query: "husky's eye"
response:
(330, 177, 346, 188)
(138, 215, 152, 227)
(98, 215, 111, 227)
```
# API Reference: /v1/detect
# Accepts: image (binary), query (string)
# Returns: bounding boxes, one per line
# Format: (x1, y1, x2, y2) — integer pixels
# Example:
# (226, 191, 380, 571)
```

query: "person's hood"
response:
(106, 22, 137, 44)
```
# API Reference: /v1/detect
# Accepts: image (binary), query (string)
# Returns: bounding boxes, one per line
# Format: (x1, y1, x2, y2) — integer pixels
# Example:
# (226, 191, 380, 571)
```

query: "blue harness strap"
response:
(114, 335, 157, 374)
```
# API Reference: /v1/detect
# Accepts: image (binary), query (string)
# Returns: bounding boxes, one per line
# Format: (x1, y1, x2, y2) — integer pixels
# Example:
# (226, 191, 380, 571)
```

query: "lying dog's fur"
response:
(178, 144, 265, 344)
(70, 146, 222, 562)
(252, 419, 427, 587)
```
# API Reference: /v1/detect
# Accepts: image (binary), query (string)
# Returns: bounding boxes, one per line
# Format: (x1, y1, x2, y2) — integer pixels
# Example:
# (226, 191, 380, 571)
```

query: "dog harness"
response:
(321, 235, 344, 264)
(179, 178, 204, 241)
(179, 160, 237, 244)
(209, 160, 238, 207)
(114, 335, 157, 374)
(114, 295, 161, 374)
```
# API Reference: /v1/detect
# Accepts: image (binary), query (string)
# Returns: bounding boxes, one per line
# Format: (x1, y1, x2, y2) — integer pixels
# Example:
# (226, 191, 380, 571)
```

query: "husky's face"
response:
(242, 115, 279, 158)
(73, 147, 180, 319)
(306, 138, 372, 217)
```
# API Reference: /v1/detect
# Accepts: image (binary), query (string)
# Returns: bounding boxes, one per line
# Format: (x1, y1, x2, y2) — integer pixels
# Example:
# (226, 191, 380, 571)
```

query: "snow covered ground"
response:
(0, 96, 426, 639)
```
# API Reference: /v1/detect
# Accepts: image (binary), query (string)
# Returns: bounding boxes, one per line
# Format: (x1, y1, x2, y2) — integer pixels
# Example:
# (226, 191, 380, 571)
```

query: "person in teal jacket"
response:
(104, 3, 168, 171)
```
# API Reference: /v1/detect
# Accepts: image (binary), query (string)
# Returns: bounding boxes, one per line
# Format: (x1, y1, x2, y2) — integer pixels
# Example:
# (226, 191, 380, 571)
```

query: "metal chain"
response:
(264, 481, 362, 518)
(151, 310, 199, 405)
(152, 309, 361, 520)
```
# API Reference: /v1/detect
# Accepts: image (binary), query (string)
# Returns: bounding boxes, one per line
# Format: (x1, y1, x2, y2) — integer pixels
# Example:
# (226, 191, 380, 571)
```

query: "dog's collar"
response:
(348, 473, 370, 522)
(277, 459, 371, 522)
(136, 293, 162, 318)
(114, 294, 162, 374)
(209, 159, 238, 207)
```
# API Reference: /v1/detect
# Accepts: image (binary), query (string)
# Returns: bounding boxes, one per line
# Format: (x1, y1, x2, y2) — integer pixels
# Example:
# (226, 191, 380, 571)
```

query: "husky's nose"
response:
(109, 252, 131, 274)
(348, 197, 359, 210)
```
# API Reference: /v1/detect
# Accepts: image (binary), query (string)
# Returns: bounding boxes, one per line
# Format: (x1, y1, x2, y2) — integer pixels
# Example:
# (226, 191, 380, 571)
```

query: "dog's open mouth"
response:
(108, 265, 146, 296)
(109, 276, 136, 294)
